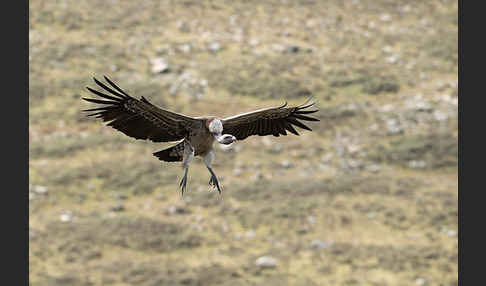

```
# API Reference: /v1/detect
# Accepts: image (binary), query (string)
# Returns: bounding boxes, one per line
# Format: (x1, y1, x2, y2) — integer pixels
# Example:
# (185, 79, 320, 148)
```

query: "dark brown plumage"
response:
(82, 76, 202, 143)
(222, 100, 319, 140)
(82, 76, 319, 195)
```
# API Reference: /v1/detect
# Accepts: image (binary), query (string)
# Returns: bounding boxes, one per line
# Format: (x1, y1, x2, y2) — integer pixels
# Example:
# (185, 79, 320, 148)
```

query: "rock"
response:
(310, 240, 331, 249)
(366, 164, 381, 173)
(232, 33, 243, 42)
(252, 162, 262, 169)
(401, 5, 412, 13)
(382, 45, 393, 54)
(280, 161, 294, 169)
(297, 226, 311, 234)
(208, 42, 222, 53)
(269, 145, 283, 154)
(433, 110, 448, 121)
(321, 153, 333, 163)
(271, 44, 285, 53)
(249, 39, 259, 46)
(380, 104, 394, 112)
(347, 144, 360, 154)
(150, 57, 169, 74)
(33, 185, 48, 195)
(117, 194, 128, 200)
(178, 44, 192, 53)
(408, 160, 426, 169)
(415, 101, 433, 112)
(287, 45, 300, 53)
(307, 216, 316, 224)
(166, 206, 190, 215)
(221, 223, 229, 233)
(255, 256, 277, 268)
(111, 204, 125, 212)
(252, 172, 264, 181)
(245, 230, 256, 238)
(386, 54, 399, 64)
(176, 21, 190, 32)
(261, 137, 272, 147)
(380, 14, 392, 22)
(415, 278, 426, 286)
(386, 119, 403, 135)
(436, 81, 447, 91)
(447, 229, 457, 237)
(347, 159, 363, 170)
(156, 194, 167, 201)
(59, 211, 72, 223)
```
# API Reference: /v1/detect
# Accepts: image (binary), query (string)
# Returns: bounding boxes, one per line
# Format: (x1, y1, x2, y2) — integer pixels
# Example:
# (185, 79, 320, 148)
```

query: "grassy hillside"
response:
(29, 0, 458, 285)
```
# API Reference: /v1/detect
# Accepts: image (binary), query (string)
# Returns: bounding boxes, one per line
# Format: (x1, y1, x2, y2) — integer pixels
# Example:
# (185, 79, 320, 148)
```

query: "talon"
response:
(208, 175, 222, 194)
(206, 165, 222, 194)
(179, 168, 189, 196)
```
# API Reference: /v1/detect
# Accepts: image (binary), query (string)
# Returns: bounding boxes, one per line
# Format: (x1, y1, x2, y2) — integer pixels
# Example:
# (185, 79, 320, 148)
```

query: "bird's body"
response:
(83, 76, 319, 195)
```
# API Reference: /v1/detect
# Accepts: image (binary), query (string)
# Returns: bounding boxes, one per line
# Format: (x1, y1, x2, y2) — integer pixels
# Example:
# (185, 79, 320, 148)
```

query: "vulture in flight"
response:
(82, 76, 319, 195)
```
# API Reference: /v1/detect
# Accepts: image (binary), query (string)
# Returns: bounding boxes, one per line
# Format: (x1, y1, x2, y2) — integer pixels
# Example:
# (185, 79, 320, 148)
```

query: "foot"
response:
(179, 172, 188, 195)
(209, 174, 222, 194)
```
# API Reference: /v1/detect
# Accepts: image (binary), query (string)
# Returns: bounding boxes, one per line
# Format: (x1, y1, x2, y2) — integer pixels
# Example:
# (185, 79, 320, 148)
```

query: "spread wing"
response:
(221, 98, 319, 140)
(82, 76, 202, 142)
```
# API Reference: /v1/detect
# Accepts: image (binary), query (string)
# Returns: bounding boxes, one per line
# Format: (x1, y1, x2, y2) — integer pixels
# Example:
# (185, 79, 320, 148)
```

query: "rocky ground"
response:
(29, 0, 458, 285)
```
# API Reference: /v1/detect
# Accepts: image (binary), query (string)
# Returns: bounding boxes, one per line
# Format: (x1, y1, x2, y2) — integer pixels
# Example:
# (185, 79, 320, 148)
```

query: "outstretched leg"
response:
(204, 150, 222, 194)
(180, 140, 194, 196)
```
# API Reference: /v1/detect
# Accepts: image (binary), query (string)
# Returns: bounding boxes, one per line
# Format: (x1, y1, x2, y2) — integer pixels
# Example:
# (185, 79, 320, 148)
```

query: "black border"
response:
(10, 0, 29, 284)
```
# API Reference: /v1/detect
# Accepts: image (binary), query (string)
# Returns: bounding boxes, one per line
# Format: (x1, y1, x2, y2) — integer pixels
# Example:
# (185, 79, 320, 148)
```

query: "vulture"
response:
(82, 76, 319, 195)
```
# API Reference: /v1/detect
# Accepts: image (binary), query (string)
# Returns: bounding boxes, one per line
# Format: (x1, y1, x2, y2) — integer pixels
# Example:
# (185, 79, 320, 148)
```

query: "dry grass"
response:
(29, 0, 458, 285)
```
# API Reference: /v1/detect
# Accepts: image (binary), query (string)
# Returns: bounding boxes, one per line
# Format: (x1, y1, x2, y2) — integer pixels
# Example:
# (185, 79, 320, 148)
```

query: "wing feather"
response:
(82, 76, 202, 142)
(222, 98, 319, 140)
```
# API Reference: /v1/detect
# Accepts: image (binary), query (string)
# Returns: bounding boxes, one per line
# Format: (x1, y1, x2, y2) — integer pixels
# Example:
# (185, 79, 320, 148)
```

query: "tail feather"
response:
(153, 141, 184, 162)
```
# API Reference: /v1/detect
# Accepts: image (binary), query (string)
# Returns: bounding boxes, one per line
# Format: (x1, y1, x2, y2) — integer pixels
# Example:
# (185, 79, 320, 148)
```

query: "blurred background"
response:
(29, 0, 458, 285)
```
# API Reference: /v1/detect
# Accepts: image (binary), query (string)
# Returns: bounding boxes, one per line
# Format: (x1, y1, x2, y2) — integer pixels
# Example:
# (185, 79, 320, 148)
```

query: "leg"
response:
(204, 150, 222, 194)
(180, 140, 194, 196)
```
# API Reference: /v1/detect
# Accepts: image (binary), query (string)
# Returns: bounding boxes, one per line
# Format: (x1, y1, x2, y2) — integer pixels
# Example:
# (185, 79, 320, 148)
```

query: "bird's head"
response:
(217, 134, 237, 145)
(207, 118, 236, 144)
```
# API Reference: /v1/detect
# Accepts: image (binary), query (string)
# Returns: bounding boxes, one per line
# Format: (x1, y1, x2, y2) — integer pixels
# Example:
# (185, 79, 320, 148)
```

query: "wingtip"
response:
(299, 102, 316, 110)
(298, 95, 314, 107)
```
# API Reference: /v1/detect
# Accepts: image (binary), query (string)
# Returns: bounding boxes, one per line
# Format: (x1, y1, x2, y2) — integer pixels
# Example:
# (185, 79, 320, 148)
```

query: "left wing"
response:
(221, 98, 319, 140)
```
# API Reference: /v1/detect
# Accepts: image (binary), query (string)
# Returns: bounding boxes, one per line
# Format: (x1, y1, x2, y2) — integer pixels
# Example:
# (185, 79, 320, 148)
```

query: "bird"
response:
(82, 76, 320, 195)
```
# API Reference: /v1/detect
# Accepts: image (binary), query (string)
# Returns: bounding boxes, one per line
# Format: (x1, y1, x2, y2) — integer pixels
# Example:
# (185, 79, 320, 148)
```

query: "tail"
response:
(153, 141, 184, 162)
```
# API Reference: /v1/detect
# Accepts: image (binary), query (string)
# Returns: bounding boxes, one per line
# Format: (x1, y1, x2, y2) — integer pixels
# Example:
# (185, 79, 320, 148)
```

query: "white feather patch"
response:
(209, 119, 223, 134)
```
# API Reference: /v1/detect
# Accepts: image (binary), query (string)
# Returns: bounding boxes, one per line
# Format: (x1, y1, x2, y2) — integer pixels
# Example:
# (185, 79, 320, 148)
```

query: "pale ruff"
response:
(208, 119, 223, 134)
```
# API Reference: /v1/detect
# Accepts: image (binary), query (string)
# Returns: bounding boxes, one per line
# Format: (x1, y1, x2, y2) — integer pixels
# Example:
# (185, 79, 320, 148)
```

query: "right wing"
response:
(82, 76, 202, 142)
